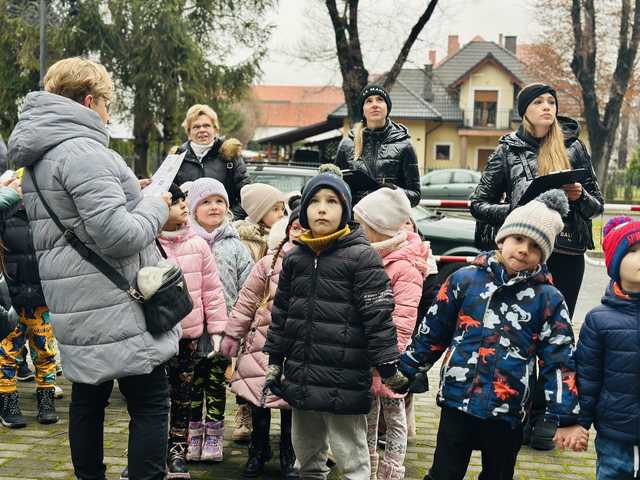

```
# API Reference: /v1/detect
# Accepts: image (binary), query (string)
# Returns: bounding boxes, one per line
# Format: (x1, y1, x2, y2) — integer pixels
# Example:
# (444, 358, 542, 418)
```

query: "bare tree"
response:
(571, 0, 640, 188)
(325, 0, 439, 124)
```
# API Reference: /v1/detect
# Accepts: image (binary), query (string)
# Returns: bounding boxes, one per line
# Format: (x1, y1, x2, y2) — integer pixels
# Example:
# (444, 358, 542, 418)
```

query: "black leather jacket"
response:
(174, 137, 251, 219)
(470, 116, 604, 252)
(334, 120, 421, 206)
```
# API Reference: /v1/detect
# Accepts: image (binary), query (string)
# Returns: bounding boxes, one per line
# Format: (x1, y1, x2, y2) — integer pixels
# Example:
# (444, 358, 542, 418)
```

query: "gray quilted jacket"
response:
(8, 91, 180, 384)
(192, 220, 254, 357)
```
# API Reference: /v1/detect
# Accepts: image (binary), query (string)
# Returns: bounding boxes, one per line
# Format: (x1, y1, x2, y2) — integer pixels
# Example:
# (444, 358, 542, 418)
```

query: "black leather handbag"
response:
(28, 168, 192, 335)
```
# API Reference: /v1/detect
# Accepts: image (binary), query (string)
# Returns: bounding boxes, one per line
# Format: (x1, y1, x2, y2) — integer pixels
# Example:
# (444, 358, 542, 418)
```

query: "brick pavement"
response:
(0, 357, 597, 480)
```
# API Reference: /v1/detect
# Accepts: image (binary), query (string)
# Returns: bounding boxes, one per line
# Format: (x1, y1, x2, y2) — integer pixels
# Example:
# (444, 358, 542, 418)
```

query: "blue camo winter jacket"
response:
(576, 282, 640, 444)
(400, 252, 579, 428)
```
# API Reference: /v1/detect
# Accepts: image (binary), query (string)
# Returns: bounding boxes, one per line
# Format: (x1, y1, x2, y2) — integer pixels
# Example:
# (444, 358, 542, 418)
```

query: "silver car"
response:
(420, 168, 481, 200)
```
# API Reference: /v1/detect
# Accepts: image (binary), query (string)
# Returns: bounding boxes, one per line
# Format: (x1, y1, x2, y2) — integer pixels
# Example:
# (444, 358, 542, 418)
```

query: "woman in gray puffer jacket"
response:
(8, 58, 179, 480)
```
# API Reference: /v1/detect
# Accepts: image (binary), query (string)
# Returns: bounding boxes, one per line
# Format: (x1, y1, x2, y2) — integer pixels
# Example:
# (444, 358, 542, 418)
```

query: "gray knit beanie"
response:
(495, 189, 569, 262)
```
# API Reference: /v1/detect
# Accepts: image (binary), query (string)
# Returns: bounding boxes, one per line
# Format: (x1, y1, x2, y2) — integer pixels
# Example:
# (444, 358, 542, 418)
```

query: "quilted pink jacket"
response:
(225, 244, 291, 409)
(371, 231, 429, 398)
(158, 224, 228, 339)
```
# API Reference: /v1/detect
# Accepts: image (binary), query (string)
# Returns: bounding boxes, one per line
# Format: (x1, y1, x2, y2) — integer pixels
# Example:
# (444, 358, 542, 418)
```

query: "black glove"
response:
(407, 371, 429, 394)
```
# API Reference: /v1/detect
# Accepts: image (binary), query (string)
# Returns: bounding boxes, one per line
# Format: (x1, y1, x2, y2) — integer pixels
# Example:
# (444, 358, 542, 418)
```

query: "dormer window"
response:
(473, 90, 497, 127)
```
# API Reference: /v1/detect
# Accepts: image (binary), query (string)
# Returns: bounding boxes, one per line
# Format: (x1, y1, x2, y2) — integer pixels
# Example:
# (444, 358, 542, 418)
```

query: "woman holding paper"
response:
(334, 84, 421, 206)
(471, 83, 603, 317)
(470, 83, 603, 452)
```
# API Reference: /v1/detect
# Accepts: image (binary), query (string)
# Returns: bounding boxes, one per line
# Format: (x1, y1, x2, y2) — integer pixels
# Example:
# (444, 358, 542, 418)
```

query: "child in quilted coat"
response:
(157, 183, 228, 479)
(354, 188, 429, 480)
(220, 208, 305, 479)
(393, 190, 585, 480)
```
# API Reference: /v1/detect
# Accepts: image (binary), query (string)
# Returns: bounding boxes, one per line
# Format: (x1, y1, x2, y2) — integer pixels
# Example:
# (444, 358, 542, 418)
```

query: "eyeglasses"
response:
(191, 123, 213, 131)
(290, 224, 306, 233)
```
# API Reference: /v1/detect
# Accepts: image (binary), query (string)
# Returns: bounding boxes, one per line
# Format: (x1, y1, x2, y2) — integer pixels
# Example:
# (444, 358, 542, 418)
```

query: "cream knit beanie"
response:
(240, 183, 286, 225)
(495, 189, 569, 262)
(353, 187, 412, 237)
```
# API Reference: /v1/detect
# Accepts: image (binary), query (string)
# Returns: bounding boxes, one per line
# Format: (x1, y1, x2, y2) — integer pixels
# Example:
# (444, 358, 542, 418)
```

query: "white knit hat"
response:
(495, 189, 569, 262)
(187, 177, 229, 215)
(353, 187, 412, 237)
(241, 183, 286, 224)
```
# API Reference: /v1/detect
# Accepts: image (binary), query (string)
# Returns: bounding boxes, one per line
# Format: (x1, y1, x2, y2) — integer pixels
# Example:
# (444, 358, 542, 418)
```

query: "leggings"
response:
(190, 355, 229, 423)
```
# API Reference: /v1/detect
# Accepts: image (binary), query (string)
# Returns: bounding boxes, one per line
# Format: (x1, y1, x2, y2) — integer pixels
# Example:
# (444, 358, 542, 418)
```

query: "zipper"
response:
(303, 256, 320, 385)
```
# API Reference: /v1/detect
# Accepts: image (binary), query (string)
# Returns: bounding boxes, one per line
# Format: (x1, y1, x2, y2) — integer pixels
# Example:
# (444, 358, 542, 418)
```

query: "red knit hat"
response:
(602, 216, 640, 282)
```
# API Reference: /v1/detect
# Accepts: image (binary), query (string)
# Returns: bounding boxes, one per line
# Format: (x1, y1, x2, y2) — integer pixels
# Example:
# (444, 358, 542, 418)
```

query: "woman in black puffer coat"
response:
(470, 83, 603, 318)
(334, 84, 421, 207)
(470, 83, 604, 451)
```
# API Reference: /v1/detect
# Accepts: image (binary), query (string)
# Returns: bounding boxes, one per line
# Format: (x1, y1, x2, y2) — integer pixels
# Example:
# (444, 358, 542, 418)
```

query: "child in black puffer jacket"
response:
(0, 173, 59, 429)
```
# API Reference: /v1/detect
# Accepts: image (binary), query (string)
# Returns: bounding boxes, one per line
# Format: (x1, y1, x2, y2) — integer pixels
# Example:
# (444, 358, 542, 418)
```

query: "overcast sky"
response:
(259, 0, 540, 85)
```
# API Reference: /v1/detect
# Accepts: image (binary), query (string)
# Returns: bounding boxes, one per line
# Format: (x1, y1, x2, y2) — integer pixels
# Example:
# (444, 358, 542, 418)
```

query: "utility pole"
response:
(39, 0, 47, 88)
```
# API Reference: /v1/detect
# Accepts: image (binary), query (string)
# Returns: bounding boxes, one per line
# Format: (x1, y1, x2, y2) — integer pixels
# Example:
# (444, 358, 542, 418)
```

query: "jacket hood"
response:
(473, 251, 552, 287)
(182, 136, 242, 162)
(159, 222, 195, 243)
(366, 119, 409, 144)
(602, 281, 640, 311)
(374, 231, 429, 279)
(9, 91, 109, 168)
(500, 115, 580, 151)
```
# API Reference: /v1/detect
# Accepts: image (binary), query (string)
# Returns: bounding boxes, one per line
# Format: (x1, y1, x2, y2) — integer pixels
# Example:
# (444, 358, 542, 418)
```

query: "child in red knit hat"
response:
(576, 215, 640, 479)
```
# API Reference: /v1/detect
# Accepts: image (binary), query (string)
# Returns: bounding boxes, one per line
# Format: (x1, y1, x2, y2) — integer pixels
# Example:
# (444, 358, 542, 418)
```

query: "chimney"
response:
(498, 33, 503, 46)
(423, 64, 434, 102)
(447, 34, 460, 57)
(428, 49, 437, 65)
(505, 35, 517, 54)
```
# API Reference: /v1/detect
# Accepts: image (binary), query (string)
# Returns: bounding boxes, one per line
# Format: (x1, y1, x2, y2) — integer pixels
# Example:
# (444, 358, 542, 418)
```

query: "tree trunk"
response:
(618, 108, 631, 169)
(162, 79, 179, 155)
(132, 91, 152, 178)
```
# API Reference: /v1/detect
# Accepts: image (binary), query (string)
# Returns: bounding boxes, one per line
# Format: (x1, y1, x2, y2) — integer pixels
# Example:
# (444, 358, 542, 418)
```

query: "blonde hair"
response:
(523, 116, 571, 176)
(353, 121, 365, 160)
(182, 104, 220, 134)
(44, 57, 113, 104)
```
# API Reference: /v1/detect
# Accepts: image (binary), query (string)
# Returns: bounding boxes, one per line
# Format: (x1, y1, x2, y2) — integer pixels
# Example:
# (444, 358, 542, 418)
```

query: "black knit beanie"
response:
(517, 83, 558, 118)
(299, 173, 352, 230)
(169, 183, 186, 204)
(359, 84, 392, 120)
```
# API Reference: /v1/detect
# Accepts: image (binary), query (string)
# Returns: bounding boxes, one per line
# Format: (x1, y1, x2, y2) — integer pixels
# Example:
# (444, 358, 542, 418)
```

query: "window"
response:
(452, 171, 475, 184)
(435, 144, 451, 161)
(427, 171, 451, 185)
(473, 90, 498, 127)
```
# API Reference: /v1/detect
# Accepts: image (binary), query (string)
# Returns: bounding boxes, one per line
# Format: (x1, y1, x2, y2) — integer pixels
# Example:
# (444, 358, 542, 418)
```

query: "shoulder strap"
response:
(28, 167, 144, 302)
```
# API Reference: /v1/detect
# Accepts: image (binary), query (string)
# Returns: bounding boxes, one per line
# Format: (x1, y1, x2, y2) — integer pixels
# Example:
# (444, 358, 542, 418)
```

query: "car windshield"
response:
(247, 172, 311, 193)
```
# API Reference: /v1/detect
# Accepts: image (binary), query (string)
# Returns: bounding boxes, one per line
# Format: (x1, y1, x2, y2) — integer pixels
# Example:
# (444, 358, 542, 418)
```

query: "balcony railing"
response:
(463, 108, 513, 130)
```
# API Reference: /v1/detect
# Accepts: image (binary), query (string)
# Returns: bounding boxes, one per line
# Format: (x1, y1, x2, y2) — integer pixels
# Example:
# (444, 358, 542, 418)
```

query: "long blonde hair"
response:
(523, 116, 571, 175)
(353, 121, 365, 160)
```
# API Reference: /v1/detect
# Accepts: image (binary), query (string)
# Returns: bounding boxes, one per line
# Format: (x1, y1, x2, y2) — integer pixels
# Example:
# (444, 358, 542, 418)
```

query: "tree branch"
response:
(382, 0, 439, 90)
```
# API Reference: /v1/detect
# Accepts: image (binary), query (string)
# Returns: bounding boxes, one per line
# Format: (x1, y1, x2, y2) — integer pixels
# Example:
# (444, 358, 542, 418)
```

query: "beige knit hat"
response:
(240, 183, 286, 224)
(353, 187, 412, 237)
(495, 189, 569, 262)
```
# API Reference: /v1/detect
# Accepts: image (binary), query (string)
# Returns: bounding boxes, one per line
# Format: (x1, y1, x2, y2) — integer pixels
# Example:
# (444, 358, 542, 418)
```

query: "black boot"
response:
(36, 388, 59, 424)
(279, 410, 297, 480)
(167, 442, 190, 479)
(243, 406, 272, 478)
(0, 391, 26, 428)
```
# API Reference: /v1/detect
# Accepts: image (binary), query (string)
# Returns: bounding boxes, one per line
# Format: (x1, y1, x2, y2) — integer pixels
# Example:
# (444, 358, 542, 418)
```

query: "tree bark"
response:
(382, 0, 439, 90)
(132, 90, 152, 178)
(618, 108, 631, 169)
(570, 0, 640, 195)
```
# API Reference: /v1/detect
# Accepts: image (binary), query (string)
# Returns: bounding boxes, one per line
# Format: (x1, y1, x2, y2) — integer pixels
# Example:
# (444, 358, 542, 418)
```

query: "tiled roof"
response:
(251, 85, 344, 128)
(329, 39, 530, 122)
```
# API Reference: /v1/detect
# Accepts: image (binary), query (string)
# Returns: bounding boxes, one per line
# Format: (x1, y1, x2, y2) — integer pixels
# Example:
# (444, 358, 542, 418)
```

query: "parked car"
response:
(248, 162, 479, 283)
(420, 168, 481, 200)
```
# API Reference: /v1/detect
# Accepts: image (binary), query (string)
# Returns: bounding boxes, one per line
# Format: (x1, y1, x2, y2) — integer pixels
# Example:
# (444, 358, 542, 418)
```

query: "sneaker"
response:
(233, 404, 251, 443)
(16, 362, 34, 382)
(36, 388, 59, 424)
(119, 466, 128, 480)
(167, 442, 191, 479)
(0, 392, 27, 428)
(201, 421, 224, 462)
(54, 385, 63, 399)
(56, 363, 63, 377)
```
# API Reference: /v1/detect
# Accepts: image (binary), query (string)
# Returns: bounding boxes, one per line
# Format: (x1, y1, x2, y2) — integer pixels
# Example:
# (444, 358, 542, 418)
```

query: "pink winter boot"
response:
(186, 421, 204, 462)
(201, 420, 224, 462)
